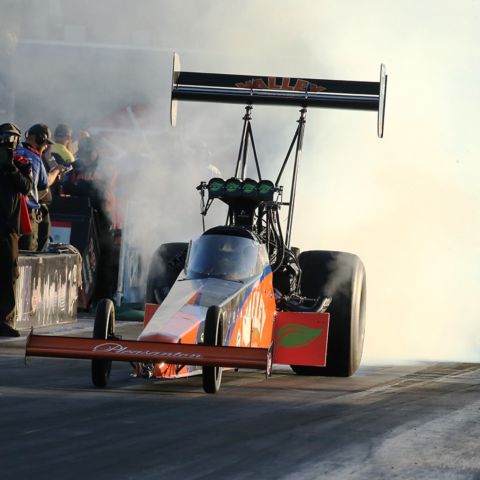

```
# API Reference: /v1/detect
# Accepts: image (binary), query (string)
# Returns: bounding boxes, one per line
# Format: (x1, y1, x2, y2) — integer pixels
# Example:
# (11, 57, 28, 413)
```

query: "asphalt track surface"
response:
(0, 320, 479, 480)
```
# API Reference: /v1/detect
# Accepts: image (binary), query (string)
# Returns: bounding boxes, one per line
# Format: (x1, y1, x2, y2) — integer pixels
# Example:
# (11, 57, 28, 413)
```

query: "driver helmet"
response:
(214, 239, 238, 274)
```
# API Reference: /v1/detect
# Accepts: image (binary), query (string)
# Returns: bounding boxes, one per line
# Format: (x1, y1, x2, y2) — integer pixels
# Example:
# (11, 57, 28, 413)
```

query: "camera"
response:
(0, 123, 21, 169)
(0, 143, 15, 169)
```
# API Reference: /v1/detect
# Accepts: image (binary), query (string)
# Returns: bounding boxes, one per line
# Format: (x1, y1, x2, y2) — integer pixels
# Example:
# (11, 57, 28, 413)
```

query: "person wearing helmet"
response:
(186, 234, 262, 281)
(0, 123, 32, 337)
(214, 240, 239, 277)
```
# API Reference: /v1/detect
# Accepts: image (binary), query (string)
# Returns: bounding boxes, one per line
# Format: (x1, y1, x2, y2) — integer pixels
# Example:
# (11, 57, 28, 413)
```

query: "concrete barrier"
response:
(15, 252, 82, 330)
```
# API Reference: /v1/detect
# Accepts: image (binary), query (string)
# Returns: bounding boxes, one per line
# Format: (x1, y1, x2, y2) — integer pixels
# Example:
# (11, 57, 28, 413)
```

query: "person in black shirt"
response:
(0, 123, 32, 337)
(63, 136, 116, 302)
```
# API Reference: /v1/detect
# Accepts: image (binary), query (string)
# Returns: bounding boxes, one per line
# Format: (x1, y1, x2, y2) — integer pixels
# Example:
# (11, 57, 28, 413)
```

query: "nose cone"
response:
(137, 277, 245, 345)
(138, 332, 178, 343)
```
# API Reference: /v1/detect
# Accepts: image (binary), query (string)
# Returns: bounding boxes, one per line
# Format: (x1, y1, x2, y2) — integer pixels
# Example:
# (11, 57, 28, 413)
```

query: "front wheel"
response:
(91, 298, 116, 387)
(202, 306, 223, 394)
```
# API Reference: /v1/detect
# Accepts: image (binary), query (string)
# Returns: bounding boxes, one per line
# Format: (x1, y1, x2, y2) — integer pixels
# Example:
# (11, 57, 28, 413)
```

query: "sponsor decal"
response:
(248, 290, 266, 344)
(276, 324, 323, 348)
(233, 283, 267, 347)
(235, 77, 326, 93)
(93, 343, 202, 359)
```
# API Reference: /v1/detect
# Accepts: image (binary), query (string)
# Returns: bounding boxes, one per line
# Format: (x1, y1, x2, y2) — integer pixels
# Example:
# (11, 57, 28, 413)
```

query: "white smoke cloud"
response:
(2, 0, 479, 363)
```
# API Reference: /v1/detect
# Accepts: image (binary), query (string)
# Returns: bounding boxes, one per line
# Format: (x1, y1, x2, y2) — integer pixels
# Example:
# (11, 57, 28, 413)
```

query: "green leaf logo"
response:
(276, 324, 323, 348)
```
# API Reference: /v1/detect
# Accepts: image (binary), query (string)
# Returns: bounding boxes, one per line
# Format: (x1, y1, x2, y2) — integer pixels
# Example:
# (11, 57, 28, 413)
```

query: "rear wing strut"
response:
(171, 53, 387, 137)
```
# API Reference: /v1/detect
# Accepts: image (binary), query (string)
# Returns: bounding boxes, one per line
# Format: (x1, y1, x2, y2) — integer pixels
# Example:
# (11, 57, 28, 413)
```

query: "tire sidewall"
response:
(93, 298, 115, 339)
(202, 306, 223, 393)
(295, 250, 366, 376)
(349, 260, 366, 374)
(92, 298, 115, 387)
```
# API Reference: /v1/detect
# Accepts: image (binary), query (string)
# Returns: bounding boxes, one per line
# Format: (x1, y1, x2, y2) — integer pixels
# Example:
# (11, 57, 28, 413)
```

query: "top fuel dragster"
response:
(26, 54, 387, 393)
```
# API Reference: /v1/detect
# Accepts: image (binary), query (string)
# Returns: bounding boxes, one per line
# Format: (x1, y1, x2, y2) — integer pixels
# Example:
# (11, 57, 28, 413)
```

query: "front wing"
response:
(26, 312, 329, 373)
(26, 334, 272, 372)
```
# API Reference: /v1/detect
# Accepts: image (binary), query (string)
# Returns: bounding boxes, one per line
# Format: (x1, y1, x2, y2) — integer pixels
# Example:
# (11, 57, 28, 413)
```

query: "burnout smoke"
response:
(1, 0, 478, 364)
(322, 253, 358, 299)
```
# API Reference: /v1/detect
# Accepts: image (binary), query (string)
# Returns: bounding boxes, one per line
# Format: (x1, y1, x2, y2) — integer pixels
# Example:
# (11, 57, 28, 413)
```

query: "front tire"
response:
(292, 250, 366, 377)
(91, 298, 116, 387)
(202, 306, 223, 394)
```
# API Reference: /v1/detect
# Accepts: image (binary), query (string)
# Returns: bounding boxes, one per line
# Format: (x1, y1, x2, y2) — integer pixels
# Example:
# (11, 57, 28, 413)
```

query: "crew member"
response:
(16, 124, 60, 251)
(63, 136, 116, 301)
(0, 123, 32, 337)
(37, 125, 74, 251)
(50, 123, 75, 167)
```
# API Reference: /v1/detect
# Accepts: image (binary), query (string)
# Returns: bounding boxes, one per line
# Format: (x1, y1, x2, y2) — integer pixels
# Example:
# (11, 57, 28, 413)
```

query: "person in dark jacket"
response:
(0, 123, 32, 337)
(63, 136, 117, 301)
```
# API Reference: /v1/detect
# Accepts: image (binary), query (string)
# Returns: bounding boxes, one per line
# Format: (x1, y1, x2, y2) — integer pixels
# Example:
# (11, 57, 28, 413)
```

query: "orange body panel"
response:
(227, 271, 276, 349)
(144, 303, 160, 327)
(140, 273, 276, 379)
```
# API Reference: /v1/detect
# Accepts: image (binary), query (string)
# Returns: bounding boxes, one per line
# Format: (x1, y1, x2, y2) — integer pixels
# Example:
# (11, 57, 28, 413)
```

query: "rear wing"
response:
(171, 53, 387, 137)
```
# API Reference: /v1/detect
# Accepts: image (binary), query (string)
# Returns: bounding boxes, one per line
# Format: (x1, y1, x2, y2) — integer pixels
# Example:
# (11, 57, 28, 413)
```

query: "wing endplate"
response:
(273, 312, 330, 367)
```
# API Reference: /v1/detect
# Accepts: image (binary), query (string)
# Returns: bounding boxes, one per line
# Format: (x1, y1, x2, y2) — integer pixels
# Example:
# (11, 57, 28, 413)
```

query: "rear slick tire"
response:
(202, 306, 223, 394)
(292, 250, 366, 377)
(91, 298, 116, 387)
